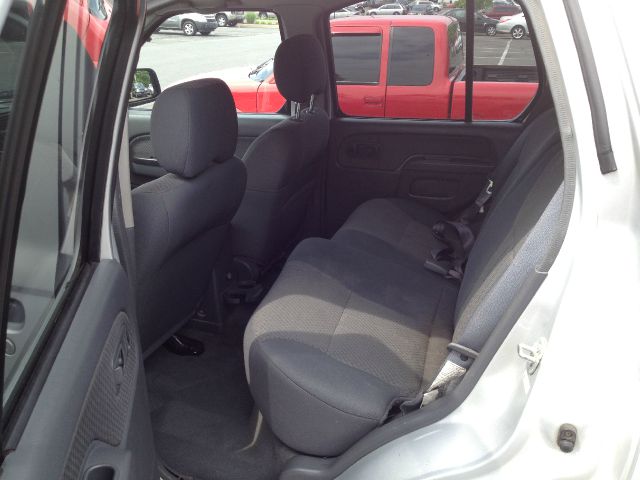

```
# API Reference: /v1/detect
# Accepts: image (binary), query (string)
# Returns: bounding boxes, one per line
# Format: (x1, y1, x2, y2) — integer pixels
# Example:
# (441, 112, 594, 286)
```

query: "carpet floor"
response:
(145, 331, 291, 480)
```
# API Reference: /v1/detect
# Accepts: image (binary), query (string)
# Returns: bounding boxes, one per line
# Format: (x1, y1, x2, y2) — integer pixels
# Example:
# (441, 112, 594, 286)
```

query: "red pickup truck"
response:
(229, 16, 538, 120)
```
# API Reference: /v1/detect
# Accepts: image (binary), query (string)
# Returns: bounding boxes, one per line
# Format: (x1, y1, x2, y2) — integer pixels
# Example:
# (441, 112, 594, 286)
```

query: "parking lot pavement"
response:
(139, 27, 282, 88)
(469, 34, 536, 66)
(138, 27, 536, 91)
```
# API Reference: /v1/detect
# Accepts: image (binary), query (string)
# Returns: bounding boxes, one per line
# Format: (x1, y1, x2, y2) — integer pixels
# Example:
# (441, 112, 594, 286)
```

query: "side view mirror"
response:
(129, 68, 161, 106)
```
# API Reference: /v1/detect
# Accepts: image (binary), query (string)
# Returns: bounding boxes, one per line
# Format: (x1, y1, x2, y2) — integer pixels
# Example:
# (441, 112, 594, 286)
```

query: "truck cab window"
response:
(332, 33, 382, 84)
(388, 27, 434, 86)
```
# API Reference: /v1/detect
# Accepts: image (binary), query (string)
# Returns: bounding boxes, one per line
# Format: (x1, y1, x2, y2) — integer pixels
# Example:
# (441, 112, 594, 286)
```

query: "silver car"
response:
(207, 11, 245, 27)
(158, 12, 217, 36)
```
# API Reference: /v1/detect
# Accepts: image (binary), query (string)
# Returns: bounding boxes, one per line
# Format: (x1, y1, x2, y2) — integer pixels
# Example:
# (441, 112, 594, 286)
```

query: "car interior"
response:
(117, 1, 567, 477)
(0, 0, 572, 478)
(121, 1, 567, 478)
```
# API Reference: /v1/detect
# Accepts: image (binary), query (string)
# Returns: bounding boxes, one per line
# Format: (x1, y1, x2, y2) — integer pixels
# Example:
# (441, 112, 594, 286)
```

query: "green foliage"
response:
(134, 69, 151, 86)
(245, 12, 257, 24)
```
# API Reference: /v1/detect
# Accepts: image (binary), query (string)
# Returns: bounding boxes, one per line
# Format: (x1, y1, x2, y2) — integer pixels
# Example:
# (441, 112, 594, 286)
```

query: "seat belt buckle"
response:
(474, 178, 494, 210)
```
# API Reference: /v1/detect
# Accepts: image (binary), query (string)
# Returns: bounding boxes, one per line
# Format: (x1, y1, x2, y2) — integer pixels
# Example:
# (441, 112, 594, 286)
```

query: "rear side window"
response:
(329, 0, 540, 122)
(448, 22, 463, 75)
(388, 27, 434, 86)
(332, 34, 382, 85)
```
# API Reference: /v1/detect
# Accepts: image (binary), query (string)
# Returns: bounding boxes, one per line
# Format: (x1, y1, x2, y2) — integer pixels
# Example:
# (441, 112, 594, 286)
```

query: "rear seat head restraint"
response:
(273, 34, 328, 119)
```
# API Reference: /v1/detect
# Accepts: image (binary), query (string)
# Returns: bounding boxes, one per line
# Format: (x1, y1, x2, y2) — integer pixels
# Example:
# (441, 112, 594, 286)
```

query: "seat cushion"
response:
(332, 198, 448, 270)
(244, 238, 457, 456)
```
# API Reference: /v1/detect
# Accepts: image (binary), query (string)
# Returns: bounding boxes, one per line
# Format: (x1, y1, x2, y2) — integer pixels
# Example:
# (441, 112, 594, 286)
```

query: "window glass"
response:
(330, 0, 538, 121)
(470, 7, 538, 120)
(332, 34, 382, 84)
(134, 11, 284, 114)
(448, 22, 464, 75)
(388, 27, 434, 86)
(3, 0, 111, 406)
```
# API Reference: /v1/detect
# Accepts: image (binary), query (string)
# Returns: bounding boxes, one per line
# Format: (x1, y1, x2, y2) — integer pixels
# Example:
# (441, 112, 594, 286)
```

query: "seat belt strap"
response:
(421, 344, 479, 408)
(420, 359, 467, 407)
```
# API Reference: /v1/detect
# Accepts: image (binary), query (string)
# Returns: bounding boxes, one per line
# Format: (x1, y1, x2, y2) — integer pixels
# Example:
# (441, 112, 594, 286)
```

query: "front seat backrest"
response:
(232, 34, 330, 277)
(133, 78, 246, 355)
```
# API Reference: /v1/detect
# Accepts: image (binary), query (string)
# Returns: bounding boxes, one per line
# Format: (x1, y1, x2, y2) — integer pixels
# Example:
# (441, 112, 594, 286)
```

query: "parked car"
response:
(208, 11, 245, 27)
(428, 1, 442, 12)
(444, 8, 499, 36)
(330, 7, 359, 19)
(369, 3, 406, 15)
(130, 81, 152, 98)
(158, 13, 217, 36)
(497, 12, 529, 39)
(257, 11, 277, 20)
(407, 3, 435, 15)
(219, 16, 537, 120)
(482, 3, 521, 19)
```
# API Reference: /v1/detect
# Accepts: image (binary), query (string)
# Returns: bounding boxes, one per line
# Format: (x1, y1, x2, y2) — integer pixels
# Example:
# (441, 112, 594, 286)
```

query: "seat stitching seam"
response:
(327, 290, 352, 354)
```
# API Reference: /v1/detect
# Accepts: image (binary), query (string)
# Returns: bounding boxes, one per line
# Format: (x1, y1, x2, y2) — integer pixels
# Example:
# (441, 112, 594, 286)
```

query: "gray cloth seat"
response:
(133, 79, 246, 355)
(244, 111, 564, 457)
(232, 34, 330, 275)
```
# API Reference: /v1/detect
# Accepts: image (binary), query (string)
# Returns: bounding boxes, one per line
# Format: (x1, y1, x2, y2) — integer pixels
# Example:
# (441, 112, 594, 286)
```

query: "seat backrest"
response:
(452, 112, 564, 353)
(232, 34, 330, 273)
(133, 79, 247, 354)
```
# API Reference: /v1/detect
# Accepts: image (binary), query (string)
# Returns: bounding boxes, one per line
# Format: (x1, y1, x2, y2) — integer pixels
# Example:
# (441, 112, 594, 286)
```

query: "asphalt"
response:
(139, 23, 536, 90)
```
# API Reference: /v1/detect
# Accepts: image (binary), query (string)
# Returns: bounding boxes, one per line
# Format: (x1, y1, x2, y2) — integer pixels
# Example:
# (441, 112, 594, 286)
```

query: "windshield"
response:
(248, 57, 274, 83)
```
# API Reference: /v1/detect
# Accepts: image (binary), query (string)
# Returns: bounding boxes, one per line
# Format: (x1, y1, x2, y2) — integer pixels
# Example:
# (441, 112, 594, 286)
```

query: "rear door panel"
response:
(325, 118, 523, 234)
(2, 263, 156, 480)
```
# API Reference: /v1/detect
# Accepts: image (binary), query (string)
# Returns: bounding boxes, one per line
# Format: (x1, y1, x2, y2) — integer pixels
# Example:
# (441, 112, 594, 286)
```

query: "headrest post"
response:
(293, 101, 301, 120)
(309, 94, 316, 113)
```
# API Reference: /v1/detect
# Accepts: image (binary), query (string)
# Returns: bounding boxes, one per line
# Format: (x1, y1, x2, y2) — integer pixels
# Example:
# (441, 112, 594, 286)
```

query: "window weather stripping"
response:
(464, 0, 474, 123)
(562, 0, 617, 174)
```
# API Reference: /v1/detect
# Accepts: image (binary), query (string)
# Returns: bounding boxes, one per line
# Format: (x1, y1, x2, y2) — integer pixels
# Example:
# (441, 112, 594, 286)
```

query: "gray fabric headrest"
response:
(274, 34, 328, 103)
(151, 78, 238, 178)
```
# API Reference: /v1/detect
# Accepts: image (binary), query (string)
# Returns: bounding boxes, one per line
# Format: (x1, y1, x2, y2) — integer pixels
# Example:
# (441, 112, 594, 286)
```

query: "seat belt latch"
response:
(474, 178, 494, 212)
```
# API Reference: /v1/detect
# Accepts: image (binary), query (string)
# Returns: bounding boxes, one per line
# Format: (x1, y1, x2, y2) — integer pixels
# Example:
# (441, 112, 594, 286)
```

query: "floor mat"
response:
(145, 332, 291, 480)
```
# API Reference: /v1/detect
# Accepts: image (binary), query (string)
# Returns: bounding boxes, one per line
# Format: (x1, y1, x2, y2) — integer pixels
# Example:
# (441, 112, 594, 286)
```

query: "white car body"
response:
(497, 12, 530, 37)
(369, 4, 405, 15)
(331, 7, 358, 19)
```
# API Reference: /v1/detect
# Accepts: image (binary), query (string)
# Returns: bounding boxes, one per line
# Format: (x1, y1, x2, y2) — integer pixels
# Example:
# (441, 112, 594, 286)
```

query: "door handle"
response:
(112, 325, 132, 395)
(348, 143, 380, 159)
(363, 96, 384, 105)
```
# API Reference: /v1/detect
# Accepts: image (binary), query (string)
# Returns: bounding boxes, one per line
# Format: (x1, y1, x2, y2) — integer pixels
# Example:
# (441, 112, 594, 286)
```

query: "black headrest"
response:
(151, 78, 238, 178)
(273, 34, 328, 103)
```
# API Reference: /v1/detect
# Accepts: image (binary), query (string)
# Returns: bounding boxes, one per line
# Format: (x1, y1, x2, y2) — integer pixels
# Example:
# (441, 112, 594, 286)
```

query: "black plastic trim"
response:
(562, 0, 616, 174)
(86, 0, 142, 261)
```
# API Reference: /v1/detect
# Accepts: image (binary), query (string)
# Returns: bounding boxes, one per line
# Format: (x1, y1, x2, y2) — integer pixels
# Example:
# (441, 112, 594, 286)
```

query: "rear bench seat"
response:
(244, 110, 564, 457)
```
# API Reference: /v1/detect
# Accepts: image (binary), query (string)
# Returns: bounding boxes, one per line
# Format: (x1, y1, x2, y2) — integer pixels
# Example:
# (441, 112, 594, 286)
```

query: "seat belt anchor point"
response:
(517, 338, 546, 375)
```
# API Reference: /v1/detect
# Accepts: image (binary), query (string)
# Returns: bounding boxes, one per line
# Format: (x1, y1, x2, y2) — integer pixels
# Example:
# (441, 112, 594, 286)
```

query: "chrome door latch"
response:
(518, 338, 546, 375)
